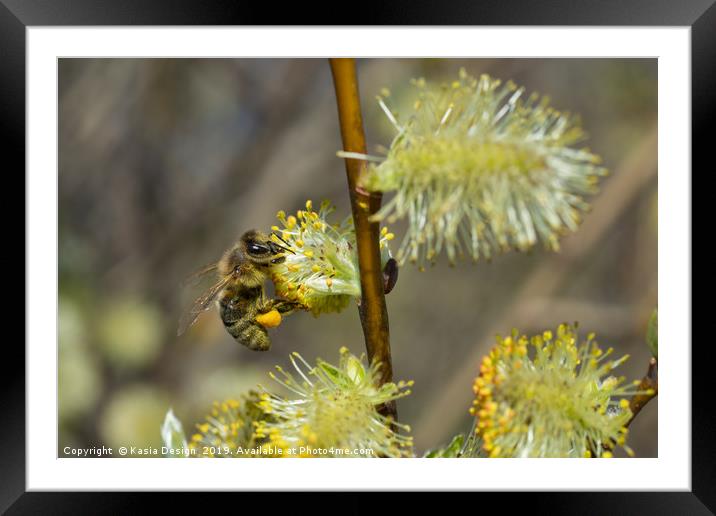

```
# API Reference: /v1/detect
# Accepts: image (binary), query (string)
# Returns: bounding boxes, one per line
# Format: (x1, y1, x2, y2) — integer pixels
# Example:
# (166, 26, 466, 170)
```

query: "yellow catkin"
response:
(361, 70, 607, 267)
(469, 324, 647, 458)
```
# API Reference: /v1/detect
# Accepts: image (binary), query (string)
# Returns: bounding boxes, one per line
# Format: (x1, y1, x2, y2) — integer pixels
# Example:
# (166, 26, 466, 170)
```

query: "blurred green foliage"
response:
(97, 299, 163, 370)
(100, 384, 169, 450)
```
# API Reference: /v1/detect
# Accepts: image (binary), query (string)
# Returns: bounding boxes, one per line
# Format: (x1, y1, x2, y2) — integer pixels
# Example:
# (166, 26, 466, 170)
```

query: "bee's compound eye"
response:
(247, 242, 269, 255)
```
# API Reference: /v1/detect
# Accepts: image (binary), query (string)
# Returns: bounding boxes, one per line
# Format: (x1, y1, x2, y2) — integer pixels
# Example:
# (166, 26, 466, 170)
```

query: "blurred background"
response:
(58, 58, 657, 457)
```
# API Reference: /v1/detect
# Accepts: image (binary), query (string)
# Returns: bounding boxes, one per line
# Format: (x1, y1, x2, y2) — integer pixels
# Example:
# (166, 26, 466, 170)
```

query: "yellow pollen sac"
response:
(325, 278, 333, 288)
(286, 216, 297, 229)
(256, 309, 282, 328)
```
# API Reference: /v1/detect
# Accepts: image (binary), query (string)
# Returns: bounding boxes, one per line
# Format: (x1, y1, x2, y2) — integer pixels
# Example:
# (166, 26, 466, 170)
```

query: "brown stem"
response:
(626, 357, 658, 429)
(329, 58, 396, 419)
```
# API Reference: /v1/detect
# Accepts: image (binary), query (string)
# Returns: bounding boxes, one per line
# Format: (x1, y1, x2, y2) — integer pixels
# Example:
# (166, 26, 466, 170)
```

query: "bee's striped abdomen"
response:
(218, 285, 272, 351)
(226, 316, 270, 351)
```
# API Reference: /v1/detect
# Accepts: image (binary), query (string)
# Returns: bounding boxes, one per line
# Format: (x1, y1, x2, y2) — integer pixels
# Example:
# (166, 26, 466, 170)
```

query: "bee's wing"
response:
(181, 262, 219, 287)
(177, 274, 231, 336)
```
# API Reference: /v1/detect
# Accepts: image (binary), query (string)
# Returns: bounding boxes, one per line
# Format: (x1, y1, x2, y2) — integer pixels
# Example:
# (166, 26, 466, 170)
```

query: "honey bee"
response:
(177, 230, 303, 351)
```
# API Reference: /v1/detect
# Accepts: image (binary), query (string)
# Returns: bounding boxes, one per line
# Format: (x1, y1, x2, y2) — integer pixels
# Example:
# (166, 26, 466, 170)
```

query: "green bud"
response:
(424, 433, 465, 458)
(161, 408, 188, 457)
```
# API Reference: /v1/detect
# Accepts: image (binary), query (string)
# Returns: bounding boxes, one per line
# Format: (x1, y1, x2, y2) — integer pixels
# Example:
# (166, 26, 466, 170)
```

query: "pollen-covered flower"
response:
(255, 348, 414, 457)
(188, 392, 269, 457)
(269, 200, 393, 315)
(471, 324, 652, 458)
(359, 69, 607, 267)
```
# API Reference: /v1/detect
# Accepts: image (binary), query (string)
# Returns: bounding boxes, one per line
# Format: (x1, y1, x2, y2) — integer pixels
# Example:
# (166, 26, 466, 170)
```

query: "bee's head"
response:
(239, 230, 293, 266)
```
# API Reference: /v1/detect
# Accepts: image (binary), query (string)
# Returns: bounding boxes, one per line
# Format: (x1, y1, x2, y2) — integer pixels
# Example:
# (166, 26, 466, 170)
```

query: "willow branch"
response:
(329, 58, 396, 418)
(626, 357, 658, 428)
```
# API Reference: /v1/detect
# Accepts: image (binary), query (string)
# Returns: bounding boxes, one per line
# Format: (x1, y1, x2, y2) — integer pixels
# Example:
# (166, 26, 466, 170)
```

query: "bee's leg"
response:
(258, 298, 303, 316)
(274, 300, 304, 315)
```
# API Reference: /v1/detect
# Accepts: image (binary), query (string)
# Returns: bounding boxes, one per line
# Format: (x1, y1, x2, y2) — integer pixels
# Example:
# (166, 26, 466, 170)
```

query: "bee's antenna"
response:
(271, 232, 295, 254)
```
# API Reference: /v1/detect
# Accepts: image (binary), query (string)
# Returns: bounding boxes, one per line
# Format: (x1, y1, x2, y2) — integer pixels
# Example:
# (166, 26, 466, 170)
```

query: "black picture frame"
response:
(5, 0, 708, 512)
